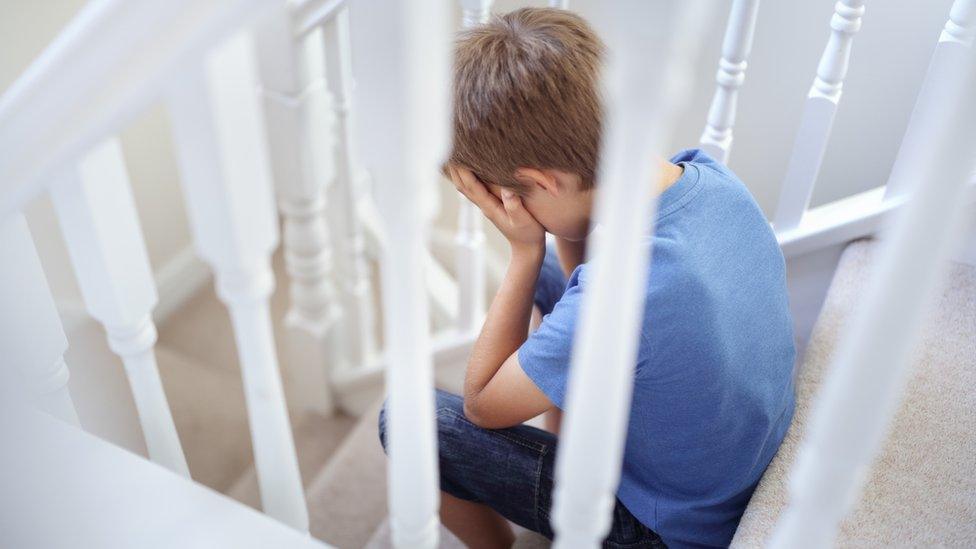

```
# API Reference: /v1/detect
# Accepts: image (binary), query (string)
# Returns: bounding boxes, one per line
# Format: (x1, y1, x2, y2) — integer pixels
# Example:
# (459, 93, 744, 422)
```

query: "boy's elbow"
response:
(463, 395, 497, 429)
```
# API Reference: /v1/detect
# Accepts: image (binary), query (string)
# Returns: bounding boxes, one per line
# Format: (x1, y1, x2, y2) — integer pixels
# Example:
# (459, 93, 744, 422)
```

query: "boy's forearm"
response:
(463, 246, 544, 400)
(555, 236, 586, 278)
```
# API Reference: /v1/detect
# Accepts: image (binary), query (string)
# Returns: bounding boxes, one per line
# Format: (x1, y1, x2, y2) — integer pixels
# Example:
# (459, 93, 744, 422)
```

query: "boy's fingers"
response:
(500, 189, 530, 222)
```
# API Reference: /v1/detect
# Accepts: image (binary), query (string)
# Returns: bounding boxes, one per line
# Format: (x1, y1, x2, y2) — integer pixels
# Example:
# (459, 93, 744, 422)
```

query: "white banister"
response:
(375, 1, 451, 546)
(549, 0, 569, 9)
(256, 8, 341, 414)
(769, 44, 976, 549)
(454, 0, 493, 335)
(165, 30, 308, 531)
(0, 214, 80, 425)
(0, 0, 274, 219)
(322, 6, 379, 372)
(50, 138, 189, 477)
(773, 0, 866, 231)
(884, 0, 976, 200)
(699, 0, 761, 163)
(550, 2, 703, 546)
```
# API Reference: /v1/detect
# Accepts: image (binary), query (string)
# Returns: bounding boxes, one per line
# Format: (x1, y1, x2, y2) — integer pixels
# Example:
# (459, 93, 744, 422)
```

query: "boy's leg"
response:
(379, 390, 556, 545)
(439, 492, 514, 548)
(378, 390, 668, 548)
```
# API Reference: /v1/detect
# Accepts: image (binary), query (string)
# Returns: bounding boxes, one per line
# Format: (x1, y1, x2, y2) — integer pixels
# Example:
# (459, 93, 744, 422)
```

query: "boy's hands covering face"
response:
(449, 165, 545, 255)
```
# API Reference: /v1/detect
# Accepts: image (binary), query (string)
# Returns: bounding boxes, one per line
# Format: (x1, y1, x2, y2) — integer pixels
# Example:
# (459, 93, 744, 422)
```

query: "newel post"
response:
(50, 138, 189, 477)
(0, 214, 79, 425)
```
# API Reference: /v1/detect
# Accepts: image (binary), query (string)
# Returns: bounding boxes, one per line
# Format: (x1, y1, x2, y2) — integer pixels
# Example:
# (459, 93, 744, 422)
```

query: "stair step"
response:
(155, 345, 253, 493)
(305, 399, 390, 548)
(227, 409, 357, 509)
(732, 239, 976, 546)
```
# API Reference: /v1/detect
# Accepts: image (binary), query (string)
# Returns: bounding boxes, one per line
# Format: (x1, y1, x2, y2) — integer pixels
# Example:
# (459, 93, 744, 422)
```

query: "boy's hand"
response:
(449, 166, 545, 256)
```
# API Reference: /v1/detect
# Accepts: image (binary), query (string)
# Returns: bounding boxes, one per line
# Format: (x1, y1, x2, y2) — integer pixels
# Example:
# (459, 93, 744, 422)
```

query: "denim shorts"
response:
(378, 390, 667, 548)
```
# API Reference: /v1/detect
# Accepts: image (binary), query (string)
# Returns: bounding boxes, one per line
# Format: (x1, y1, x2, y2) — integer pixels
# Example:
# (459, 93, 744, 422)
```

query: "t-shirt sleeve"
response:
(518, 275, 583, 409)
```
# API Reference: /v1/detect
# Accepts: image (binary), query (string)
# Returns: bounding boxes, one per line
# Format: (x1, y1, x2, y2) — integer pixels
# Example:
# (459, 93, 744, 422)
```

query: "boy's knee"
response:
(377, 390, 466, 455)
(377, 400, 389, 453)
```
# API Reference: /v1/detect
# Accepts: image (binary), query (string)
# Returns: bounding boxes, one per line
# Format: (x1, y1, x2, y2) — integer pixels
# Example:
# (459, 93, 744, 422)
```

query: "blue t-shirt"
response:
(519, 149, 796, 548)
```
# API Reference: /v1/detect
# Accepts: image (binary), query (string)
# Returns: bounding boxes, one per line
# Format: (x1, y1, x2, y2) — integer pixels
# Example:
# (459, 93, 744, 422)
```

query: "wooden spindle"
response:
(322, 6, 379, 372)
(454, 1, 492, 335)
(0, 214, 79, 425)
(773, 0, 866, 232)
(884, 0, 976, 200)
(550, 2, 702, 547)
(770, 44, 976, 549)
(50, 138, 189, 477)
(372, 1, 451, 546)
(166, 30, 308, 531)
(255, 7, 340, 415)
(699, 0, 761, 163)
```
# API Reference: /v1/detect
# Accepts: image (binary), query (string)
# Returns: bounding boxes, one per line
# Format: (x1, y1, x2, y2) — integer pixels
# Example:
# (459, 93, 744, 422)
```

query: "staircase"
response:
(65, 234, 976, 548)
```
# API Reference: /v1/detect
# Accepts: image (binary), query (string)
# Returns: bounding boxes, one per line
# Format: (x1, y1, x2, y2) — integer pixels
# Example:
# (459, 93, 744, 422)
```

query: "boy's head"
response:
(449, 8, 604, 240)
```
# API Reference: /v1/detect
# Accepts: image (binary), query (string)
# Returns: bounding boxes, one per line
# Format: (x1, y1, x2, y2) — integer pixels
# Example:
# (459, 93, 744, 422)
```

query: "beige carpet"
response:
(732, 239, 976, 547)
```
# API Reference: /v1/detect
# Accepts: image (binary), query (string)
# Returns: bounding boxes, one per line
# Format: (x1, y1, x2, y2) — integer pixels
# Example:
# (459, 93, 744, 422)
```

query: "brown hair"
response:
(449, 7, 604, 192)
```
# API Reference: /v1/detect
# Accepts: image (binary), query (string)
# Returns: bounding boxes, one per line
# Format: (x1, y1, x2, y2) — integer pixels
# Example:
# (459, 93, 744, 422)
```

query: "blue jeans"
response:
(378, 390, 667, 548)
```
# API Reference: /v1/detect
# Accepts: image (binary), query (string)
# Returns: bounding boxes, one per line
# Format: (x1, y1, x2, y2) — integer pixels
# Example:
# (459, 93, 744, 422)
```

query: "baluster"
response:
(49, 138, 189, 477)
(165, 30, 308, 531)
(770, 45, 976, 549)
(884, 0, 976, 200)
(699, 0, 761, 163)
(374, 2, 451, 546)
(322, 6, 379, 372)
(255, 7, 340, 415)
(550, 2, 702, 546)
(454, 0, 493, 334)
(773, 0, 866, 232)
(0, 214, 80, 425)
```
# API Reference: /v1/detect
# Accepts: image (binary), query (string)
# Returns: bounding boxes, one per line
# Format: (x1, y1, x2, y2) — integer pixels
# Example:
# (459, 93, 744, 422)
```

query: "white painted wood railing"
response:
(0, 214, 79, 426)
(165, 29, 308, 530)
(0, 0, 309, 534)
(699, 0, 761, 163)
(455, 2, 491, 335)
(773, 0, 866, 231)
(373, 1, 451, 546)
(51, 138, 189, 477)
(320, 5, 379, 374)
(884, 0, 976, 200)
(770, 37, 976, 549)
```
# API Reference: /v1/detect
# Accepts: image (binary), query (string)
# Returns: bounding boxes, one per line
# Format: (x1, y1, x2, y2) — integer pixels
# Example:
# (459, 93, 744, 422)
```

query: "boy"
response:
(379, 8, 795, 548)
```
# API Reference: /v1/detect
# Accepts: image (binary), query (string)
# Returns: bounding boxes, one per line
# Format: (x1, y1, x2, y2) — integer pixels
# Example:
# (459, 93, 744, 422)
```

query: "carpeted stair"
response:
(732, 239, 976, 547)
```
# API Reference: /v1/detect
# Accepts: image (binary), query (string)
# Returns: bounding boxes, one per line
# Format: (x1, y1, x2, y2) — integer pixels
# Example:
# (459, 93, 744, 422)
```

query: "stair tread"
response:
(227, 409, 357, 510)
(732, 239, 976, 547)
(305, 399, 390, 548)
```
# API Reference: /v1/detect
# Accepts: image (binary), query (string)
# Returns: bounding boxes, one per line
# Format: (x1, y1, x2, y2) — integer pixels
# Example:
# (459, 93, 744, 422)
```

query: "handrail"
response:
(0, 0, 271, 218)
(292, 0, 348, 38)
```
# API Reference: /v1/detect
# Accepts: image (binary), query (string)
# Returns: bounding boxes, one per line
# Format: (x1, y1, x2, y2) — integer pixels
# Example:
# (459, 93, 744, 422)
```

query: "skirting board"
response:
(153, 245, 212, 326)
